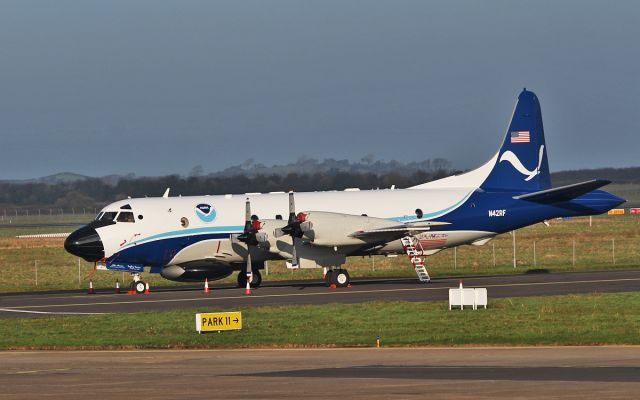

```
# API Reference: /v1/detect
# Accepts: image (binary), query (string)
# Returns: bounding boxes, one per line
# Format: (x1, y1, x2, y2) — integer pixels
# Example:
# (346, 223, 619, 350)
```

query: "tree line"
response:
(0, 169, 457, 211)
(2, 162, 638, 211)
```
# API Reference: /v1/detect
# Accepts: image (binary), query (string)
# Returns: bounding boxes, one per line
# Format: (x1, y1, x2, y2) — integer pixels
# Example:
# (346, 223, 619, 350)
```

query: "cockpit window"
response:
(97, 211, 118, 222)
(120, 204, 132, 210)
(117, 211, 135, 223)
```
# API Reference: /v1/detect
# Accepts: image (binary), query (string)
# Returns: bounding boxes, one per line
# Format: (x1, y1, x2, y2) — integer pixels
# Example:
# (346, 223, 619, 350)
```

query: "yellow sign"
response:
(196, 312, 242, 333)
(608, 208, 625, 215)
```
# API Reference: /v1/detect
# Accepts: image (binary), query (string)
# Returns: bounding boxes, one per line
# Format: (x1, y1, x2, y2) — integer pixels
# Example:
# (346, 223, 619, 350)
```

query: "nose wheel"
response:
(237, 270, 262, 288)
(130, 273, 146, 294)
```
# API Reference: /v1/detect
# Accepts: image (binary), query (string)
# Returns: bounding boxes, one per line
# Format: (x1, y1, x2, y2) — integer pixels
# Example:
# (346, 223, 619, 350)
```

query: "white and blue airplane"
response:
(65, 89, 624, 293)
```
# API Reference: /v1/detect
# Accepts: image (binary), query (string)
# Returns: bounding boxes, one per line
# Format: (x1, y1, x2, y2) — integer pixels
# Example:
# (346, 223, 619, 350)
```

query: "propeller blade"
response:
(291, 238, 298, 267)
(245, 198, 251, 221)
(246, 250, 252, 277)
(288, 191, 296, 223)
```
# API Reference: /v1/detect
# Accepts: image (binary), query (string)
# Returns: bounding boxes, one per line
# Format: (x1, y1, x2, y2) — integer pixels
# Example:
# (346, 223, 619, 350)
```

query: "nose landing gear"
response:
(129, 273, 147, 294)
(237, 269, 262, 288)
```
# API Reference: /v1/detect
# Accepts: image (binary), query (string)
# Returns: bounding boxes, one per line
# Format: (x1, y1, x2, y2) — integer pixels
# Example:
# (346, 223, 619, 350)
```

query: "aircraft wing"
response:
(349, 221, 450, 241)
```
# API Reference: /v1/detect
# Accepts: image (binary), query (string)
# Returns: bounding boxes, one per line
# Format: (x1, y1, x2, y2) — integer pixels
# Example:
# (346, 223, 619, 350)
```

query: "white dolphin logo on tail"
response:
(499, 145, 545, 181)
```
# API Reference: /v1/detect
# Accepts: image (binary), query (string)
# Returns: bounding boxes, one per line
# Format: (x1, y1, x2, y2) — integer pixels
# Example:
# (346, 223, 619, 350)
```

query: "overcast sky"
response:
(1, 0, 638, 179)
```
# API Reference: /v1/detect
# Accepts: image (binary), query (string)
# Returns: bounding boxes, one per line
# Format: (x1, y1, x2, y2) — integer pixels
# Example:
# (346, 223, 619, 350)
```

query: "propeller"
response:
(236, 198, 262, 283)
(274, 192, 313, 267)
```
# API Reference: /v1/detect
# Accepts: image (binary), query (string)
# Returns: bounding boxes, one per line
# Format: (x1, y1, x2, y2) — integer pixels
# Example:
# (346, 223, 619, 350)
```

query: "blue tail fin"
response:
(480, 89, 551, 192)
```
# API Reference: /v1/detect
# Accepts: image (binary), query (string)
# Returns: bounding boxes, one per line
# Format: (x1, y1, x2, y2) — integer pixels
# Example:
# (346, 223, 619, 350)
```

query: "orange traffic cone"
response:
(144, 282, 150, 295)
(322, 267, 327, 280)
(115, 280, 121, 294)
(244, 280, 252, 295)
(204, 278, 210, 294)
(88, 280, 95, 294)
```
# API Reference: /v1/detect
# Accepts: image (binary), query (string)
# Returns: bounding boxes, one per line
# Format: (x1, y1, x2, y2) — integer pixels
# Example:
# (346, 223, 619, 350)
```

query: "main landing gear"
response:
(237, 270, 262, 288)
(129, 273, 146, 294)
(324, 268, 350, 288)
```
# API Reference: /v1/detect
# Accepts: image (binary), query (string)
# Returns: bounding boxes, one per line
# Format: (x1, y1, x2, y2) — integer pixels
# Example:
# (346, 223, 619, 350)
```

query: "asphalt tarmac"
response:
(1, 269, 639, 317)
(2, 347, 639, 399)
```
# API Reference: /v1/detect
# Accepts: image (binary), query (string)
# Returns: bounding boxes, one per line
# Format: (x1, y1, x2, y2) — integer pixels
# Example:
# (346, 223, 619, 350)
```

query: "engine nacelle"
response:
(301, 211, 399, 247)
(161, 263, 234, 282)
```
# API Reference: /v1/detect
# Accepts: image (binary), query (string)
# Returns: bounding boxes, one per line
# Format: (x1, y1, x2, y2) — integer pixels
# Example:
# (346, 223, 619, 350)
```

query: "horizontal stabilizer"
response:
(514, 179, 611, 203)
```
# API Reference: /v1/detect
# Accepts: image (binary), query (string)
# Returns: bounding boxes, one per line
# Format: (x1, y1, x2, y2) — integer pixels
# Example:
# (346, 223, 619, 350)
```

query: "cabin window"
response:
(138, 215, 144, 220)
(415, 209, 423, 219)
(275, 214, 283, 220)
(181, 217, 189, 228)
(117, 211, 135, 223)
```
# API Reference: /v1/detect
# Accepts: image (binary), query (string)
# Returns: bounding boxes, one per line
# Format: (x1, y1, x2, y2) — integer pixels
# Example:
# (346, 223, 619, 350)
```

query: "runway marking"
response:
(0, 276, 638, 312)
(15, 368, 71, 374)
(0, 308, 110, 315)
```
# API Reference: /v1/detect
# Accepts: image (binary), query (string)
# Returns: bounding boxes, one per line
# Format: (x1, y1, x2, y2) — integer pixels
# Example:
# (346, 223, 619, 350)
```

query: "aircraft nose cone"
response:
(64, 225, 104, 262)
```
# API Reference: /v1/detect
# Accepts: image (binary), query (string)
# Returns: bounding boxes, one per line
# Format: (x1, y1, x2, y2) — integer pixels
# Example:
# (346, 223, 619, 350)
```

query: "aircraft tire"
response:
(237, 272, 244, 288)
(333, 269, 350, 288)
(134, 281, 146, 294)
(237, 270, 262, 288)
(251, 270, 262, 288)
(324, 270, 335, 286)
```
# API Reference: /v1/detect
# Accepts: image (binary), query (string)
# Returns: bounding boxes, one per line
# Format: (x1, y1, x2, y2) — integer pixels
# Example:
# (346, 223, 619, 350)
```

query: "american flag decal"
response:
(511, 131, 530, 143)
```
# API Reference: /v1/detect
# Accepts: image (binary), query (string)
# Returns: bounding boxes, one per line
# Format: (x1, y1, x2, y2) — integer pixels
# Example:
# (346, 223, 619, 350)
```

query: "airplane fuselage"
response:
(86, 185, 620, 270)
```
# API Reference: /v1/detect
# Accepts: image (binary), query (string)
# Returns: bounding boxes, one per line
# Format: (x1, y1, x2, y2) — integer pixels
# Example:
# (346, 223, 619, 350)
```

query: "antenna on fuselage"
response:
(162, 188, 171, 198)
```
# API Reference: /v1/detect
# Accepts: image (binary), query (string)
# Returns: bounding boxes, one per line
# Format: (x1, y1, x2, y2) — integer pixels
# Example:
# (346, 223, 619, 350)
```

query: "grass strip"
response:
(1, 292, 639, 349)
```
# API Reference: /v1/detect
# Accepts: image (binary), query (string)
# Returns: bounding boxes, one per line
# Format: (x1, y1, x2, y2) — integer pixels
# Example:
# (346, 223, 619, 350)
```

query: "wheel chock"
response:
(329, 284, 337, 289)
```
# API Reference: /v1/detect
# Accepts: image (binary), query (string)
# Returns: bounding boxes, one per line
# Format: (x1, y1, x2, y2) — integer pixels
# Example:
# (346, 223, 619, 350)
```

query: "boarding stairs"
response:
(401, 236, 431, 283)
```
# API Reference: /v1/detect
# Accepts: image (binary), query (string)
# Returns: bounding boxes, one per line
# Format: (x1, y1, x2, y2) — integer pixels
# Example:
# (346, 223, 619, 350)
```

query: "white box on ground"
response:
(449, 287, 487, 310)
(474, 288, 487, 309)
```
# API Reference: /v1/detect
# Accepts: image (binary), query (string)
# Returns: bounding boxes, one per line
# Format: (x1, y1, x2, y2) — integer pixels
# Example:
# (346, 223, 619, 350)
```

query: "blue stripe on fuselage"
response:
(109, 232, 232, 267)
(119, 225, 245, 250)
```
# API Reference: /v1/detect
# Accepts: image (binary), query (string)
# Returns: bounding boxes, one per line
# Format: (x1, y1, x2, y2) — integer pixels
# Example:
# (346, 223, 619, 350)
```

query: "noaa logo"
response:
(499, 145, 545, 181)
(195, 203, 217, 223)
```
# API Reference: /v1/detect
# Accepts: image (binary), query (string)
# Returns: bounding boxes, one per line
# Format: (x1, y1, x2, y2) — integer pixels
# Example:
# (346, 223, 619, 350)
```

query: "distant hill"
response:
(207, 156, 454, 178)
(5, 164, 640, 186)
(0, 172, 89, 185)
